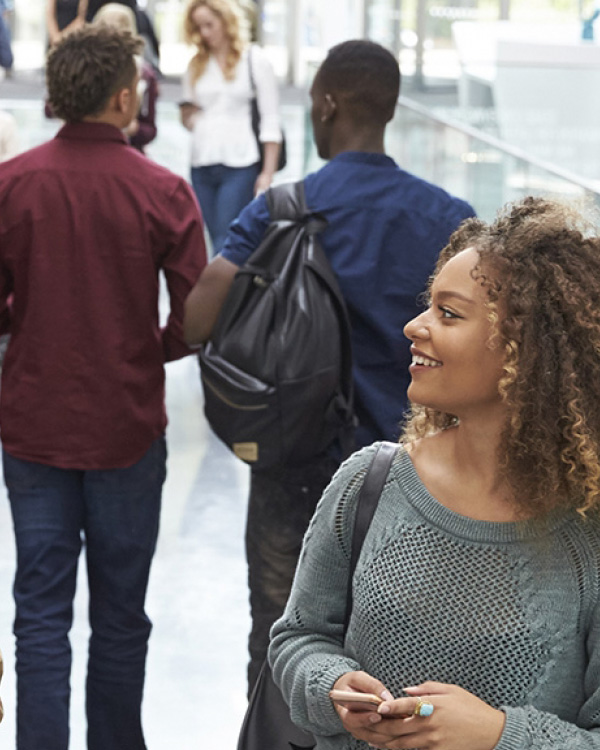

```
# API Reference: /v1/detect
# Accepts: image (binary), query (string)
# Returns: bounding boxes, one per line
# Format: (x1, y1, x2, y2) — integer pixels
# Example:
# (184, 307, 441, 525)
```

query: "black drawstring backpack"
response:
(198, 181, 356, 469)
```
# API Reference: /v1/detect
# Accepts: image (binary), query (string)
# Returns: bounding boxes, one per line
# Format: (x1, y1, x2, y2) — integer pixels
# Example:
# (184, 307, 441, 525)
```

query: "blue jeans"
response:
(4, 435, 167, 750)
(191, 162, 259, 254)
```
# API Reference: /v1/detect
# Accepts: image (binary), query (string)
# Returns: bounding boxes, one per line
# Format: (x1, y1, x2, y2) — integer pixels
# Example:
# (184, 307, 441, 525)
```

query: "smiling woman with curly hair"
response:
(403, 196, 600, 518)
(269, 196, 600, 750)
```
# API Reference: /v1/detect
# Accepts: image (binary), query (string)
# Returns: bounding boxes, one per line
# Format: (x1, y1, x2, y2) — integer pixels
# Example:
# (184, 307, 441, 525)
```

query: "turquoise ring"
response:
(413, 698, 434, 717)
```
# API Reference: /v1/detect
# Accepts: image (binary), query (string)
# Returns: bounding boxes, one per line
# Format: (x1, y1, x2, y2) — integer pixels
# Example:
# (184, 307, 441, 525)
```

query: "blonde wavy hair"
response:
(183, 0, 246, 82)
(93, 3, 137, 34)
(402, 196, 600, 517)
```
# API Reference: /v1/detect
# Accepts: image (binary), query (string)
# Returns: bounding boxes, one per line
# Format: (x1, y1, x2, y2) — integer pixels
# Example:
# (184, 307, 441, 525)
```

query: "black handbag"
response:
(237, 441, 398, 750)
(248, 45, 287, 172)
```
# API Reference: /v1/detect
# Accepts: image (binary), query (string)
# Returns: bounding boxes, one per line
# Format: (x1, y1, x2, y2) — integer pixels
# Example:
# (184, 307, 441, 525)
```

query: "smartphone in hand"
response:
(329, 689, 383, 712)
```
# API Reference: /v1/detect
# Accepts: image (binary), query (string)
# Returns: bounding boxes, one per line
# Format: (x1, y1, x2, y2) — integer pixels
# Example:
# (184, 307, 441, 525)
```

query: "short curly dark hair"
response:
(46, 25, 143, 122)
(316, 40, 400, 125)
(403, 196, 600, 517)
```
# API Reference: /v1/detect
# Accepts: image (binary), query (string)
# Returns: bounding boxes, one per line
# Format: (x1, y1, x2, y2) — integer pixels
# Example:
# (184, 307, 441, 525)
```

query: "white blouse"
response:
(182, 45, 281, 169)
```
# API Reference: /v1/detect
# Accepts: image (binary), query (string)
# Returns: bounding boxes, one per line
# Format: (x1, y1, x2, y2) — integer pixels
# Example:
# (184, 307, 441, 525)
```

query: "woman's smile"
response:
(410, 347, 443, 369)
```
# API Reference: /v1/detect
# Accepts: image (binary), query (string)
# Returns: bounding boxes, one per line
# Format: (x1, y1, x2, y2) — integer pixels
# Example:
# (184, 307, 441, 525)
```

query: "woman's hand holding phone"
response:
(329, 689, 383, 711)
(332, 677, 506, 750)
(329, 670, 397, 745)
(329, 689, 384, 712)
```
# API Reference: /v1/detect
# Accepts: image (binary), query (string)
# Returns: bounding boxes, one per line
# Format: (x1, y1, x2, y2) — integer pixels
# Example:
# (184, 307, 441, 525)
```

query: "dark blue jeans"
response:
(191, 162, 259, 254)
(4, 435, 167, 750)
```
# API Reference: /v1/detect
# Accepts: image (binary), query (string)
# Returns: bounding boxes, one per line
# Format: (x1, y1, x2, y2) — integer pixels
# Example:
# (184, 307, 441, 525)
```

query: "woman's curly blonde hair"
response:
(183, 0, 246, 83)
(402, 196, 600, 517)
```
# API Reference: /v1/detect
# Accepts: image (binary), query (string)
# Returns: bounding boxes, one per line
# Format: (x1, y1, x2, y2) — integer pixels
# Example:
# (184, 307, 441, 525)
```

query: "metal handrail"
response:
(398, 94, 600, 196)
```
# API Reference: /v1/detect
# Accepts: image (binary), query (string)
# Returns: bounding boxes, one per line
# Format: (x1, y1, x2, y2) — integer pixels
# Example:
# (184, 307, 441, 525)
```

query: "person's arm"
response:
(161, 180, 207, 362)
(251, 46, 282, 195)
(179, 68, 201, 131)
(76, 0, 88, 22)
(183, 256, 238, 345)
(183, 191, 271, 344)
(54, 0, 87, 39)
(268, 447, 380, 737)
(46, 0, 61, 46)
(255, 141, 280, 196)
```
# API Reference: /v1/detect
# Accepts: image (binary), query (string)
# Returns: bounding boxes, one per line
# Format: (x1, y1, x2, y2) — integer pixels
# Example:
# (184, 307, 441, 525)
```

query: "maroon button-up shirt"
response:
(0, 122, 206, 469)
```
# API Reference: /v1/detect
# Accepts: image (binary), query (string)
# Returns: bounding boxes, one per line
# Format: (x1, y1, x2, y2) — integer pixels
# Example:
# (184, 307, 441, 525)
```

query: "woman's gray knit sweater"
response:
(269, 443, 600, 749)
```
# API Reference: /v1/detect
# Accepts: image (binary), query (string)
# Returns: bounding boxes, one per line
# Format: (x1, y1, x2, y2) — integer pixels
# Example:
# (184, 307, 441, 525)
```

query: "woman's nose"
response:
(404, 310, 430, 341)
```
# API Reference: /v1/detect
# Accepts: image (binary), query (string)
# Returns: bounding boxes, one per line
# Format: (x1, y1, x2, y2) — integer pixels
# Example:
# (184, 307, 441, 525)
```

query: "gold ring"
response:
(413, 697, 434, 717)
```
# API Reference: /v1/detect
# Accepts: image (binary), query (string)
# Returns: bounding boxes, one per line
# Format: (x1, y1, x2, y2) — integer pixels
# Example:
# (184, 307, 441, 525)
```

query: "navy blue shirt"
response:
(221, 151, 475, 447)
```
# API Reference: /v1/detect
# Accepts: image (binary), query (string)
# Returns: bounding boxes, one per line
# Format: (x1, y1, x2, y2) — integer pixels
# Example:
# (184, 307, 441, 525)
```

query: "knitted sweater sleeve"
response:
(268, 446, 378, 737)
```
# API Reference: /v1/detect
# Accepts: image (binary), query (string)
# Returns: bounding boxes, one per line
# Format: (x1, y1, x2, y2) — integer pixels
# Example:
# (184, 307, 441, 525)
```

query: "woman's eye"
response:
(438, 306, 460, 319)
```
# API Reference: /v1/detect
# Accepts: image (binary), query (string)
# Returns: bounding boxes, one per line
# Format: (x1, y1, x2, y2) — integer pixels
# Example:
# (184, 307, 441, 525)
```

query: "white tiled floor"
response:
(0, 90, 310, 748)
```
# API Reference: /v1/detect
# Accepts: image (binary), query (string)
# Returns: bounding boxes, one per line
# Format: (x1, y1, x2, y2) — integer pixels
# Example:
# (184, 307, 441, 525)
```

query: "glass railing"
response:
(5, 83, 600, 226)
(304, 95, 600, 222)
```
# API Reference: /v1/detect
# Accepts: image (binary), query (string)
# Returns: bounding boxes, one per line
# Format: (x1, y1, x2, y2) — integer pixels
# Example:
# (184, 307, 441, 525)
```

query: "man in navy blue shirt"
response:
(184, 39, 475, 691)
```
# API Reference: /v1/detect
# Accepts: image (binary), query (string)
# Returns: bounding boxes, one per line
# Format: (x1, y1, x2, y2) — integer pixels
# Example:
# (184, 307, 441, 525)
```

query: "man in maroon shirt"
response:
(0, 26, 206, 750)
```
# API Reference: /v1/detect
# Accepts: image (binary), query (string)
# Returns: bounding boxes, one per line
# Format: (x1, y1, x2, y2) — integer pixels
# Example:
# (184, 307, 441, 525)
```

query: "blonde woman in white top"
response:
(181, 0, 281, 253)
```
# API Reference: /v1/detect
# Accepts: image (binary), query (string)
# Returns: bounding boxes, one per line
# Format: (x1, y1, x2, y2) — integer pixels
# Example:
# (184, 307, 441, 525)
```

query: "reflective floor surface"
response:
(0, 80, 308, 748)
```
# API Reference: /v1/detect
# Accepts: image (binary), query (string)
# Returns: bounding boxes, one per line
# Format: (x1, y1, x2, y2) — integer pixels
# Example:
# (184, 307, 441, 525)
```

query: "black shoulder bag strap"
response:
(344, 441, 398, 632)
(237, 441, 398, 750)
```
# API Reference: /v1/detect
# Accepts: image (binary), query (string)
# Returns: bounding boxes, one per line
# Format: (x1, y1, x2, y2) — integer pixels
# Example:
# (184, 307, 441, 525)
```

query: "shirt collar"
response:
(330, 150, 396, 168)
(56, 121, 128, 145)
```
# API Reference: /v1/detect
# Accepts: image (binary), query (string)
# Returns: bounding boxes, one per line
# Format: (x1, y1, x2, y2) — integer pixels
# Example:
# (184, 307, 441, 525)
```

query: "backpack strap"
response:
(344, 441, 398, 634)
(265, 181, 310, 223)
